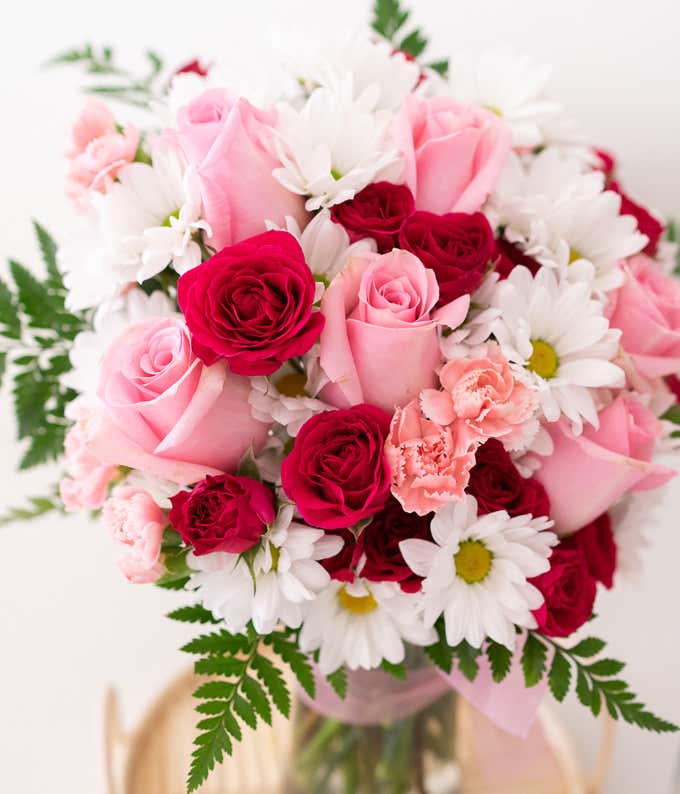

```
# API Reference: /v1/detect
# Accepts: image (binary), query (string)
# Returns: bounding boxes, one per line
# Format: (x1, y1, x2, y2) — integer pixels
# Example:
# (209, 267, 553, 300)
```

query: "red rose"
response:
(281, 405, 392, 530)
(330, 181, 415, 253)
(530, 547, 597, 637)
(610, 182, 665, 257)
(560, 513, 617, 589)
(398, 211, 496, 304)
(174, 59, 210, 77)
(360, 497, 432, 592)
(169, 473, 275, 555)
(466, 439, 551, 518)
(177, 230, 324, 375)
(495, 237, 541, 279)
(666, 375, 680, 402)
(592, 148, 616, 182)
(321, 528, 363, 582)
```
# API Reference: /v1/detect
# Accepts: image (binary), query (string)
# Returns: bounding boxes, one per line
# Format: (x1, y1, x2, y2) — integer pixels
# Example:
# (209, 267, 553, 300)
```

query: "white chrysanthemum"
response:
(273, 78, 401, 211)
(491, 265, 625, 433)
(288, 33, 421, 112)
(448, 50, 563, 148)
(439, 272, 500, 359)
(492, 148, 647, 292)
(271, 209, 376, 282)
(400, 496, 556, 650)
(299, 578, 436, 675)
(188, 505, 341, 635)
(62, 288, 175, 416)
(249, 374, 332, 437)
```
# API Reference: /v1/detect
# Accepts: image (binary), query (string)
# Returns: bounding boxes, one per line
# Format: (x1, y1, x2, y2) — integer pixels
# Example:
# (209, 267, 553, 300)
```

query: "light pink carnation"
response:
(384, 399, 476, 515)
(59, 412, 117, 512)
(420, 343, 537, 451)
(66, 99, 138, 202)
(102, 486, 168, 584)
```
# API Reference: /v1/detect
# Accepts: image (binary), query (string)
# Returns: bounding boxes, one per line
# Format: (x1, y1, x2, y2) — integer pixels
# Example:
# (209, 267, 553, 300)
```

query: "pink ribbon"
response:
(300, 651, 547, 739)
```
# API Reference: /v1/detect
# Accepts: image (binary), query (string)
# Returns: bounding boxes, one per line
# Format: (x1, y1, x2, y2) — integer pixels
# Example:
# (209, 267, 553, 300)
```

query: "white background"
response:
(1, 0, 680, 792)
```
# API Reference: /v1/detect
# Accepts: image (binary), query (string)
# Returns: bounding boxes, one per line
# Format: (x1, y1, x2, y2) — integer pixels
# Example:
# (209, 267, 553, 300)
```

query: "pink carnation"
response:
(420, 343, 537, 451)
(102, 486, 168, 584)
(66, 99, 138, 203)
(59, 412, 117, 512)
(384, 399, 476, 516)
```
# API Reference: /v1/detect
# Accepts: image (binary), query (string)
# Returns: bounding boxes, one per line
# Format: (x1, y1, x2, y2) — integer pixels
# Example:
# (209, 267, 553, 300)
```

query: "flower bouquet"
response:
(3, 0, 680, 791)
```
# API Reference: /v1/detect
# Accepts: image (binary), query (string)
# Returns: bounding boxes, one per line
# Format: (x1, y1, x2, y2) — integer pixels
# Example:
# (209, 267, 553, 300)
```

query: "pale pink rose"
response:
(102, 486, 167, 584)
(170, 88, 308, 249)
(420, 343, 537, 451)
(608, 255, 680, 378)
(534, 394, 675, 534)
(392, 94, 512, 215)
(319, 249, 469, 412)
(59, 411, 117, 512)
(384, 399, 476, 515)
(66, 100, 138, 202)
(87, 316, 269, 485)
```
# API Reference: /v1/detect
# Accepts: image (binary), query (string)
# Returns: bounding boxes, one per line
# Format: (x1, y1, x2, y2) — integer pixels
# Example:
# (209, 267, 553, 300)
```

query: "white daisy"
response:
(62, 288, 176, 417)
(273, 77, 401, 211)
(288, 32, 421, 112)
(439, 271, 501, 359)
(491, 265, 625, 433)
(187, 505, 341, 635)
(400, 496, 556, 650)
(299, 578, 436, 675)
(448, 49, 563, 149)
(249, 373, 332, 437)
(271, 209, 376, 283)
(492, 148, 647, 292)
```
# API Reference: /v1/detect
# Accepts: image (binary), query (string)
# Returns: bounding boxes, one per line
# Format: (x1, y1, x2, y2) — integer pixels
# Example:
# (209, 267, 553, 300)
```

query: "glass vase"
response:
(283, 653, 461, 794)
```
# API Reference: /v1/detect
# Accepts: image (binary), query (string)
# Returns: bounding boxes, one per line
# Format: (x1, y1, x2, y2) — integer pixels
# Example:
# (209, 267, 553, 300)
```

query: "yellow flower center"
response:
(454, 540, 493, 584)
(274, 372, 308, 398)
(330, 167, 343, 181)
(270, 543, 281, 572)
(527, 339, 559, 380)
(568, 247, 582, 265)
(161, 209, 180, 227)
(484, 104, 503, 117)
(338, 586, 378, 615)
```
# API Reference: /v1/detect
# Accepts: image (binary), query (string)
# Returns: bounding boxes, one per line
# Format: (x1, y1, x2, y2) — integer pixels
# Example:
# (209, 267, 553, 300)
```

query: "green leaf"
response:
(187, 723, 232, 792)
(575, 667, 591, 707)
(521, 633, 548, 687)
(0, 492, 62, 527)
(372, 0, 411, 40)
(662, 405, 680, 425)
(182, 631, 249, 657)
(233, 695, 257, 730)
(167, 604, 219, 625)
(155, 573, 190, 590)
(548, 649, 572, 702)
(33, 221, 60, 285)
(0, 276, 20, 339)
(268, 632, 315, 699)
(587, 658, 626, 678)
(399, 29, 427, 58)
(454, 641, 481, 682)
(242, 676, 272, 726)
(425, 619, 453, 673)
(326, 666, 348, 700)
(569, 637, 607, 658)
(194, 656, 247, 677)
(253, 653, 291, 718)
(380, 660, 407, 680)
(9, 259, 57, 328)
(486, 640, 513, 683)
(193, 681, 235, 700)
(19, 425, 66, 469)
(427, 59, 450, 77)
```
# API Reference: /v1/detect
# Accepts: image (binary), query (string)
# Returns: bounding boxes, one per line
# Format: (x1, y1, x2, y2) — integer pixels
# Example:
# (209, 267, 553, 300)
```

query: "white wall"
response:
(1, 1, 679, 792)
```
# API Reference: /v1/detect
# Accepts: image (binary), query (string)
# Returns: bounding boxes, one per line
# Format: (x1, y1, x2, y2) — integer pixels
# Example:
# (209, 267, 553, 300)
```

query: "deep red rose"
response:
(666, 375, 680, 402)
(530, 547, 597, 637)
(609, 182, 665, 257)
(330, 182, 415, 253)
(177, 230, 324, 375)
(321, 528, 364, 582)
(168, 473, 275, 556)
(560, 513, 617, 589)
(592, 148, 616, 182)
(466, 439, 551, 518)
(174, 59, 210, 77)
(494, 237, 541, 279)
(281, 405, 392, 530)
(398, 211, 496, 304)
(360, 496, 432, 592)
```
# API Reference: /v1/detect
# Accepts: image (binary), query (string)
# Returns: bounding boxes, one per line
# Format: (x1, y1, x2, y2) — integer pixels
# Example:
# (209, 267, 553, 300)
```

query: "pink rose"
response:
(608, 255, 680, 378)
(385, 399, 476, 515)
(87, 316, 269, 485)
(66, 100, 138, 202)
(59, 411, 117, 512)
(420, 342, 537, 450)
(319, 249, 469, 412)
(392, 95, 512, 215)
(534, 394, 675, 534)
(171, 88, 307, 249)
(102, 486, 167, 584)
